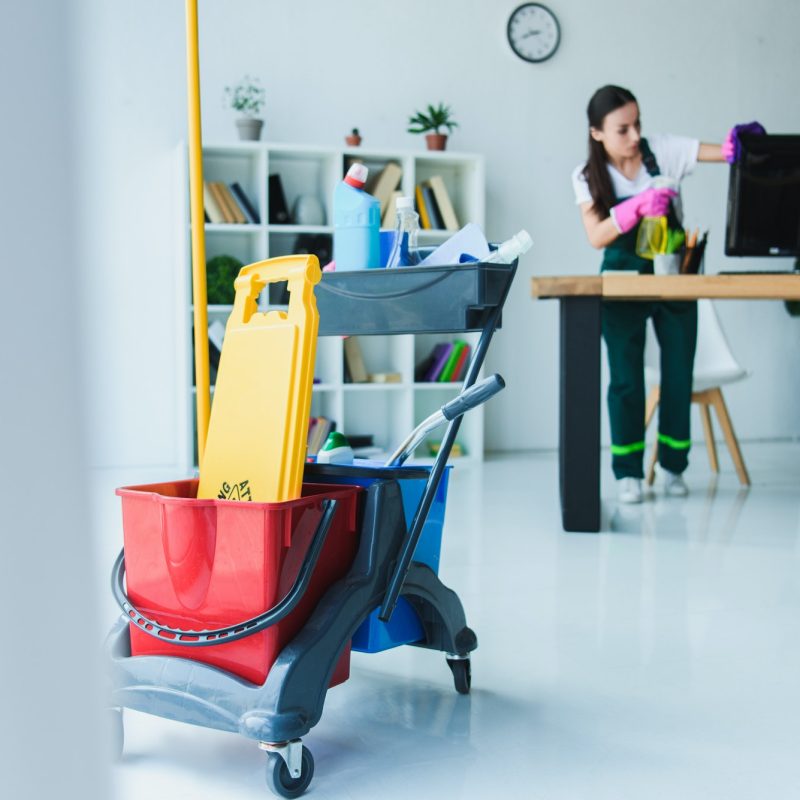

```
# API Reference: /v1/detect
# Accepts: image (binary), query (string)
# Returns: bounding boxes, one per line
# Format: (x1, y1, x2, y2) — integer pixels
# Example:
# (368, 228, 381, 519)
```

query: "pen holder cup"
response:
(680, 244, 706, 275)
(653, 253, 681, 275)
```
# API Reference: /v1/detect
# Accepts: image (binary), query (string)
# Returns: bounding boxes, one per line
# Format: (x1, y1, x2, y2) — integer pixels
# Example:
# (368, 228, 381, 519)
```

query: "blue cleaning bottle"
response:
(333, 163, 381, 271)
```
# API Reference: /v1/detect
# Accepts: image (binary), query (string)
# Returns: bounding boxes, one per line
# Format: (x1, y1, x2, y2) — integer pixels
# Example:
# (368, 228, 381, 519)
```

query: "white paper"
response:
(417, 222, 491, 267)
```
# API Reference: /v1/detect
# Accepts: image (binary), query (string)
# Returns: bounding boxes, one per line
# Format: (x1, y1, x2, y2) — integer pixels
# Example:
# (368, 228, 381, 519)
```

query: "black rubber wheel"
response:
(109, 708, 124, 761)
(265, 746, 314, 798)
(446, 657, 472, 694)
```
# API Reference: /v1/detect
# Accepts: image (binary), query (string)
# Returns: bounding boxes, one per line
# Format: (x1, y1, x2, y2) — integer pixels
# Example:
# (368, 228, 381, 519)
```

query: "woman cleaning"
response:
(571, 84, 761, 503)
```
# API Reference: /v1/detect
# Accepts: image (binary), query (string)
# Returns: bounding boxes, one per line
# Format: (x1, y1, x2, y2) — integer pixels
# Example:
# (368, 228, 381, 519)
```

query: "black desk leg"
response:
(559, 296, 601, 532)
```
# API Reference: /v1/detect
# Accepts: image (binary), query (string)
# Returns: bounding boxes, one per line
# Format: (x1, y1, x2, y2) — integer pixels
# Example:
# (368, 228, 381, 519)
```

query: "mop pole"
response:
(185, 0, 210, 462)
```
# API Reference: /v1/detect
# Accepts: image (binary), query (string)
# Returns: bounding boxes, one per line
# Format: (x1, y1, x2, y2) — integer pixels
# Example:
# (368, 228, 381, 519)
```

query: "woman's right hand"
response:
(722, 121, 766, 163)
(610, 187, 677, 234)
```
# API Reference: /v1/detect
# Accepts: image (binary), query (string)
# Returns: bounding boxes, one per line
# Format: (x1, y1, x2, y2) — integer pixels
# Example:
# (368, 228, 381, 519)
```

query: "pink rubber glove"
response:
(610, 187, 677, 234)
(722, 121, 766, 164)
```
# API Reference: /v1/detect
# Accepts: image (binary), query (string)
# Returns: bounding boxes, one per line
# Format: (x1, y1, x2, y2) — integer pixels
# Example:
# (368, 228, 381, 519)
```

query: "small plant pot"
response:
(425, 133, 448, 151)
(345, 134, 362, 147)
(236, 118, 263, 141)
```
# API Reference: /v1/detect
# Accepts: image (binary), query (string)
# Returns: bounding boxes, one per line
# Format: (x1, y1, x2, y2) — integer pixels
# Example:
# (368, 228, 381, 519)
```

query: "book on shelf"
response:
(343, 336, 369, 383)
(415, 184, 433, 230)
(209, 182, 236, 223)
(367, 162, 403, 222)
(381, 190, 403, 229)
(217, 182, 247, 224)
(422, 342, 453, 382)
(208, 319, 226, 351)
(207, 319, 226, 384)
(268, 174, 290, 224)
(415, 348, 437, 381)
(422, 183, 444, 229)
(317, 417, 336, 455)
(203, 181, 226, 224)
(207, 341, 220, 384)
(368, 372, 402, 383)
(427, 175, 460, 231)
(230, 182, 260, 223)
(438, 339, 467, 382)
(307, 416, 334, 456)
(449, 342, 471, 382)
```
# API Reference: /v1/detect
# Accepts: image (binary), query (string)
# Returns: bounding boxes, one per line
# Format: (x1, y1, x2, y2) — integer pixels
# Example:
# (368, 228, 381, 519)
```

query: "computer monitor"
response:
(725, 133, 800, 257)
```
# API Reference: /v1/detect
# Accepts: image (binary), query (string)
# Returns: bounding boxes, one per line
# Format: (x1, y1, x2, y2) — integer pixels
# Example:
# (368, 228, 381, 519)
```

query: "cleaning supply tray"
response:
(316, 261, 515, 335)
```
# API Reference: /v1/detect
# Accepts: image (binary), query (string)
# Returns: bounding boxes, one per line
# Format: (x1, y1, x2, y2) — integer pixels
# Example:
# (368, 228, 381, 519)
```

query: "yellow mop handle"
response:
(185, 0, 210, 462)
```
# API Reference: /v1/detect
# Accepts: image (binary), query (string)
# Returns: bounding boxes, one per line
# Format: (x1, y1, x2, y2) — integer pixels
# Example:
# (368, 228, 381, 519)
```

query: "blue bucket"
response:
(305, 460, 451, 652)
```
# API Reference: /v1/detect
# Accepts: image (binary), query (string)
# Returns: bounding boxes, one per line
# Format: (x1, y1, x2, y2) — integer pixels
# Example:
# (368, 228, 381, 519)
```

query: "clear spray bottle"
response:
(386, 197, 420, 268)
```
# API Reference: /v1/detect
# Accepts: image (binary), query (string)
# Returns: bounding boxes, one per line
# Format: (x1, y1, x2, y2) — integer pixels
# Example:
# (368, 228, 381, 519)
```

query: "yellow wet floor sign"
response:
(197, 255, 321, 502)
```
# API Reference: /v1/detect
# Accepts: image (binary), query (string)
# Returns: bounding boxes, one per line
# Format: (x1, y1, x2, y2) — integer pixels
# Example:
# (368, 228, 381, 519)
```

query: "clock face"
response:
(507, 3, 561, 63)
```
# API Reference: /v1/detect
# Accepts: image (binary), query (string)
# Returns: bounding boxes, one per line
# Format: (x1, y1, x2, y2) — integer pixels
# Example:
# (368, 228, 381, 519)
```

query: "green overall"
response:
(601, 139, 698, 479)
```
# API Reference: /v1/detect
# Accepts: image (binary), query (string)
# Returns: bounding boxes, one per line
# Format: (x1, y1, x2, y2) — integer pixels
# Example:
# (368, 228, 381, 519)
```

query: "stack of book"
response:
(414, 175, 459, 231)
(206, 319, 226, 385)
(416, 339, 471, 382)
(307, 416, 335, 456)
(203, 181, 260, 224)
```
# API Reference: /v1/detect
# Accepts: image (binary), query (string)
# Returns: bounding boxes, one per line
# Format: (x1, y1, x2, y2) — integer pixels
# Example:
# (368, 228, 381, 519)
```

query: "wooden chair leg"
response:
(694, 394, 719, 473)
(644, 386, 660, 485)
(644, 386, 660, 429)
(646, 440, 658, 485)
(709, 388, 751, 486)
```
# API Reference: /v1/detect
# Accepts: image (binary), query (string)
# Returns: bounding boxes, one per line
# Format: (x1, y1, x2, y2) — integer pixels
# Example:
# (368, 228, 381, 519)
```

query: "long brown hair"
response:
(582, 85, 638, 219)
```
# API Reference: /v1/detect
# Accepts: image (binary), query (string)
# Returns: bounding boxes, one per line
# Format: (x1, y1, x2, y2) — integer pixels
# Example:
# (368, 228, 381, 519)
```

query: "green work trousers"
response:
(602, 300, 697, 478)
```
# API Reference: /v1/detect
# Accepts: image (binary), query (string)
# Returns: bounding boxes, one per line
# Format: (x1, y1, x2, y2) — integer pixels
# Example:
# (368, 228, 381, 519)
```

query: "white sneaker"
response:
(617, 477, 643, 504)
(664, 470, 689, 497)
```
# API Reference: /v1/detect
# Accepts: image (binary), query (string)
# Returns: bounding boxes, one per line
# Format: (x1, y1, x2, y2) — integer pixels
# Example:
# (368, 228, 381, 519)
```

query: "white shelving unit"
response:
(178, 142, 486, 472)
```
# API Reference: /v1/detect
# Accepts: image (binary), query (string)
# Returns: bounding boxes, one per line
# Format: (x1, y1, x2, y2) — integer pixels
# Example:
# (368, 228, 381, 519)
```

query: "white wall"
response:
(1, 1, 109, 795)
(74, 0, 800, 468)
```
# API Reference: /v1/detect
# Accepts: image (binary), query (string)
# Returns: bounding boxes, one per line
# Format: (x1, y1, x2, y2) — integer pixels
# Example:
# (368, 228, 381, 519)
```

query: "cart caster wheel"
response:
(447, 656, 471, 694)
(109, 708, 124, 761)
(266, 746, 314, 799)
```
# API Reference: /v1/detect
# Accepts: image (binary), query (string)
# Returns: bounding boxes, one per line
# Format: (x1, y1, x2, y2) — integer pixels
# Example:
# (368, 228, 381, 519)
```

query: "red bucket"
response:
(117, 479, 361, 686)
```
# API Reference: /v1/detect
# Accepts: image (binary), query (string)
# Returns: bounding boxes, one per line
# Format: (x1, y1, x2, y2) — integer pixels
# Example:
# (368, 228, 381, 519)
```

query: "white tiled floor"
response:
(102, 442, 800, 800)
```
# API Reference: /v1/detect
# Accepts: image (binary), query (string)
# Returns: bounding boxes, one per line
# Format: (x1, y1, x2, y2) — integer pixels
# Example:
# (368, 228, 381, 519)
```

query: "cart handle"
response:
(380, 258, 518, 622)
(111, 498, 338, 647)
(385, 374, 505, 467)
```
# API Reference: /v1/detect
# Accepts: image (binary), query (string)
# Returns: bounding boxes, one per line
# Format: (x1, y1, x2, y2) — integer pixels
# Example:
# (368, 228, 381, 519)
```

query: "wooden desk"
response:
(531, 274, 800, 532)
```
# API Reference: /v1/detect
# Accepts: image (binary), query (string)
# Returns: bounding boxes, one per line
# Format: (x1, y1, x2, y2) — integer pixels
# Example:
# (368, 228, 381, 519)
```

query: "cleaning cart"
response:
(107, 255, 517, 798)
(106, 3, 518, 795)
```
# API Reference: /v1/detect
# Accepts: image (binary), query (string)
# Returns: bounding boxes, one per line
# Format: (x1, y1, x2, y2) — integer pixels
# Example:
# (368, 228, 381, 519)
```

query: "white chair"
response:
(644, 298, 751, 486)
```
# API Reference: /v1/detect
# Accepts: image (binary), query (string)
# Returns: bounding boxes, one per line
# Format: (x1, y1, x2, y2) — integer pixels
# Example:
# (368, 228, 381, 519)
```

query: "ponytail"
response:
(581, 85, 637, 219)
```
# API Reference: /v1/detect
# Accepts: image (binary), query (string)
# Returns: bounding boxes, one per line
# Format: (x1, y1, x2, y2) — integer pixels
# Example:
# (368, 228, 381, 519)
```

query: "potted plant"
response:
(345, 127, 362, 147)
(224, 75, 266, 141)
(407, 103, 458, 151)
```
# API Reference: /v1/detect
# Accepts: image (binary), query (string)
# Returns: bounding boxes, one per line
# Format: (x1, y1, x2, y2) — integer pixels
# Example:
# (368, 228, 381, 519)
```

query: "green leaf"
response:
(407, 102, 457, 134)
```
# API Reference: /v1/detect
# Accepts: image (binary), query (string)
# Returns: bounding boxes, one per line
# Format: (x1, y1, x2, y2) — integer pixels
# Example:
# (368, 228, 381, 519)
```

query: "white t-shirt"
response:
(571, 133, 700, 206)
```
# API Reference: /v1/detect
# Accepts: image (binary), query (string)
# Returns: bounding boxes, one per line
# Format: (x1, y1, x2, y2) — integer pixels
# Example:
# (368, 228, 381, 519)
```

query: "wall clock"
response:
(507, 3, 561, 63)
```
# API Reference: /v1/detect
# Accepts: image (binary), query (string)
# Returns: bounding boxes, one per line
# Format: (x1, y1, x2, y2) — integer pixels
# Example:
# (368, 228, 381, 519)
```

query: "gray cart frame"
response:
(107, 259, 517, 797)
